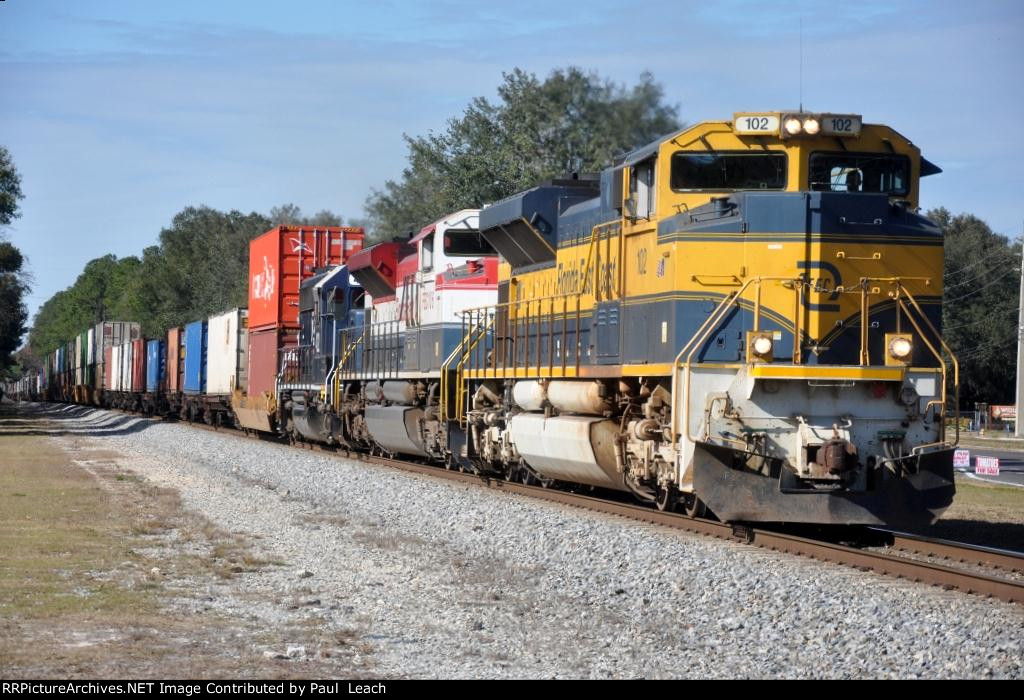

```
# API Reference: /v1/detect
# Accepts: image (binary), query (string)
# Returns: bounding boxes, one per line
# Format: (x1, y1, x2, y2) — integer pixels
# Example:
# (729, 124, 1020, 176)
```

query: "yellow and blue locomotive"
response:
(453, 111, 956, 527)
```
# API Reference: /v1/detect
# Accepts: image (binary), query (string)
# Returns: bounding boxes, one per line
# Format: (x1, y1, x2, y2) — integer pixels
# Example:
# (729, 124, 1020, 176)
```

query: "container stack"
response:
(234, 225, 364, 432)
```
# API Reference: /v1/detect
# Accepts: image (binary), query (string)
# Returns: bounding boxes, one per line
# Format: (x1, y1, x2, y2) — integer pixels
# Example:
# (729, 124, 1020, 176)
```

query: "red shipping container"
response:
(247, 225, 364, 330)
(131, 335, 147, 390)
(247, 326, 299, 397)
(103, 346, 113, 389)
(167, 327, 183, 393)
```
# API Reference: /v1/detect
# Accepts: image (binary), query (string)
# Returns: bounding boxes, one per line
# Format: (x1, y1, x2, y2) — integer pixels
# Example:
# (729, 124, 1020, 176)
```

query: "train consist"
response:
(8, 111, 960, 528)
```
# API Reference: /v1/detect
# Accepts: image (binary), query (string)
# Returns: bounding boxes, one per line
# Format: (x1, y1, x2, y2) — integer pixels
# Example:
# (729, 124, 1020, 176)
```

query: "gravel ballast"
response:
(41, 406, 1024, 678)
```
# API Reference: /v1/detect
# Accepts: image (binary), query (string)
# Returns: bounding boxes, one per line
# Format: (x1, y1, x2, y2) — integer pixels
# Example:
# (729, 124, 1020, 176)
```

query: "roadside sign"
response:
(975, 456, 1000, 476)
(953, 449, 971, 469)
(989, 405, 1016, 421)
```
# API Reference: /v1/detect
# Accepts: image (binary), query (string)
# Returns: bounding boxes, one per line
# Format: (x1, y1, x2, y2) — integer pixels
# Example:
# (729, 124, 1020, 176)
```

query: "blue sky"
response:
(1, 0, 1022, 318)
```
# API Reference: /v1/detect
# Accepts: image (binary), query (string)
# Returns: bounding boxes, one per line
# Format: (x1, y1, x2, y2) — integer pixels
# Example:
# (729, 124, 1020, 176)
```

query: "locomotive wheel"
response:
(683, 494, 707, 519)
(655, 485, 678, 512)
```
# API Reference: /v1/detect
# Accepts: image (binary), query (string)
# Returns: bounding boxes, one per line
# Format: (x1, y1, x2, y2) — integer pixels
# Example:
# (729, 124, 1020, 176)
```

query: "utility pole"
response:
(1016, 226, 1024, 437)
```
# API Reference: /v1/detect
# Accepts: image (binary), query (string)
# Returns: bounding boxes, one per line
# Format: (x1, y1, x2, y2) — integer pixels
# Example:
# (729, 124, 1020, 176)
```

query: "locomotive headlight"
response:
(784, 117, 802, 135)
(889, 337, 912, 358)
(802, 117, 820, 135)
(885, 333, 914, 365)
(747, 331, 774, 362)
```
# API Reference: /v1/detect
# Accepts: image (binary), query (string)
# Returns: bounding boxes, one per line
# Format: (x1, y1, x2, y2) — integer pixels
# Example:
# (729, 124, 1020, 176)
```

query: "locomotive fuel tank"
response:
(364, 405, 429, 457)
(507, 413, 626, 491)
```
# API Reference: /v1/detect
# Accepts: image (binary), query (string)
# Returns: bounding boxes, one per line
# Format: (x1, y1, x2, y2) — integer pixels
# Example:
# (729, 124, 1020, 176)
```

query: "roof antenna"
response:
(799, 18, 804, 113)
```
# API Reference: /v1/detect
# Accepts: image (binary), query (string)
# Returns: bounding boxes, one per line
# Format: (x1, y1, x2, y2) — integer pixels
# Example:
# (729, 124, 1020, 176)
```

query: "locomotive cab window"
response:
(444, 229, 494, 257)
(670, 152, 786, 191)
(809, 153, 910, 195)
(628, 158, 656, 219)
(421, 233, 434, 271)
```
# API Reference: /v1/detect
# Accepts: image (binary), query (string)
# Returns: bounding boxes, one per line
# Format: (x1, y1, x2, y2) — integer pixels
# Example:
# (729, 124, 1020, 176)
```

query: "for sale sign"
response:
(953, 450, 971, 468)
(975, 456, 1000, 475)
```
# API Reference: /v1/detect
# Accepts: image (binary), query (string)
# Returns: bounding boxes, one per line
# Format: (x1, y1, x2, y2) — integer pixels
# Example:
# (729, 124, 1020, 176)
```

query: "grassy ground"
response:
(919, 475, 1024, 550)
(0, 404, 370, 678)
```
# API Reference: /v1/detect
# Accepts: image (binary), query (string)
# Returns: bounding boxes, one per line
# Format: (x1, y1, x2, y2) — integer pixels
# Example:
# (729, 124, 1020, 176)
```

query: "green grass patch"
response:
(0, 436, 157, 621)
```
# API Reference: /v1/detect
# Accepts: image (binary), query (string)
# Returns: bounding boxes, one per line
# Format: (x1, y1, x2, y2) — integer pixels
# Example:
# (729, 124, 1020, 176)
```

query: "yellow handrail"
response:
(440, 311, 495, 425)
(899, 286, 960, 451)
(671, 278, 756, 444)
(330, 333, 364, 406)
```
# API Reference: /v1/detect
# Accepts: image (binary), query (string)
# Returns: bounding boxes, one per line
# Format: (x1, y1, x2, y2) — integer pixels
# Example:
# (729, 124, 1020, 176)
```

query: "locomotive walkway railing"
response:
(440, 312, 494, 426)
(331, 320, 404, 381)
(442, 221, 615, 425)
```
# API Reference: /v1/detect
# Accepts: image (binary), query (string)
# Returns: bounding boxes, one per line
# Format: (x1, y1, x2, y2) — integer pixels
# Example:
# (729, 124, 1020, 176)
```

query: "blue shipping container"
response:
(183, 320, 208, 394)
(146, 339, 166, 393)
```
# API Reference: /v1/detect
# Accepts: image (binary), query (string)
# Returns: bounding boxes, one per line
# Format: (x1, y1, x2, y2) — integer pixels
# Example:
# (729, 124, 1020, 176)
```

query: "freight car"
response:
(17, 111, 960, 530)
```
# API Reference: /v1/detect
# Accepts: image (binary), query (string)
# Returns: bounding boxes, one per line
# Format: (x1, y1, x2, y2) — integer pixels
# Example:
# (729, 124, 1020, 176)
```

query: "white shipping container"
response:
(96, 321, 142, 359)
(95, 322, 108, 359)
(120, 341, 133, 392)
(206, 308, 248, 395)
(74, 335, 82, 371)
(110, 345, 122, 392)
(87, 327, 96, 364)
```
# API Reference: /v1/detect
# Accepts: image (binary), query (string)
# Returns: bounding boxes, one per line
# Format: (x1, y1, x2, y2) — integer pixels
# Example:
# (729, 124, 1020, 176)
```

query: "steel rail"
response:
(872, 529, 1024, 574)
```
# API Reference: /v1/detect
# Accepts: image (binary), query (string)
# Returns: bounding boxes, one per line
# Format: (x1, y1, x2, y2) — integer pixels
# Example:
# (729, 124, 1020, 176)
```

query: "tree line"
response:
(21, 203, 360, 366)
(0, 145, 29, 376)
(3, 67, 1021, 410)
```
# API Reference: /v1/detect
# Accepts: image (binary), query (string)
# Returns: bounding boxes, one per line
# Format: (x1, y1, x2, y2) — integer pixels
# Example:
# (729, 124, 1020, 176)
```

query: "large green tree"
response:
(365, 67, 681, 238)
(0, 241, 30, 373)
(28, 206, 271, 352)
(124, 206, 270, 337)
(0, 145, 28, 373)
(929, 208, 1021, 408)
(268, 203, 369, 233)
(0, 146, 24, 226)
(28, 255, 143, 354)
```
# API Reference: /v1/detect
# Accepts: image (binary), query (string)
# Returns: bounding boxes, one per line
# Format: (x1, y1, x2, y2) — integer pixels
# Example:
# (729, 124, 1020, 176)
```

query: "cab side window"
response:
(630, 158, 656, 219)
(421, 233, 434, 272)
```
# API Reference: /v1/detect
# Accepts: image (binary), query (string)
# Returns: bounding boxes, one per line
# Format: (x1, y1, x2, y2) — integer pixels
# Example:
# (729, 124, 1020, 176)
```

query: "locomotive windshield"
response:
(444, 229, 494, 257)
(809, 153, 910, 195)
(670, 152, 786, 191)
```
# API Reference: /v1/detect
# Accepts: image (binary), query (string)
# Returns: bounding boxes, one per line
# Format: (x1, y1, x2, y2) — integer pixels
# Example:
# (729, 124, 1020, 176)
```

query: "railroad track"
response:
(871, 530, 1024, 575)
(37, 403, 1024, 605)
(348, 452, 1024, 604)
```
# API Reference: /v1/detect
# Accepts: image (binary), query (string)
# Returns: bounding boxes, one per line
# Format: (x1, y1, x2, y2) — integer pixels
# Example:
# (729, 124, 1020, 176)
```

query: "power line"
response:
(944, 262, 1017, 289)
(943, 246, 1018, 280)
(944, 266, 1020, 303)
(942, 305, 1018, 331)
(954, 336, 1015, 360)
